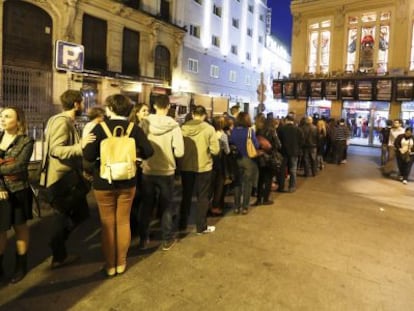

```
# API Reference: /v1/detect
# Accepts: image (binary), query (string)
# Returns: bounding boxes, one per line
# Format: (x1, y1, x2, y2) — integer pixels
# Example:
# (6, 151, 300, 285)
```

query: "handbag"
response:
(246, 128, 258, 158)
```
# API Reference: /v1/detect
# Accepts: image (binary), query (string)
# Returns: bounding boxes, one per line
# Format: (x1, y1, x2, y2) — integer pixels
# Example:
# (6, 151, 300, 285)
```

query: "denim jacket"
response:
(0, 133, 34, 193)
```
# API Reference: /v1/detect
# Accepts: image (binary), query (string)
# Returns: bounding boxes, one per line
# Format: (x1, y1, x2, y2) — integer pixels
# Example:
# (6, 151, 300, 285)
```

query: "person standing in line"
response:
(334, 119, 349, 165)
(42, 90, 95, 269)
(383, 119, 405, 177)
(301, 116, 318, 176)
(128, 103, 150, 236)
(379, 120, 392, 167)
(179, 106, 220, 233)
(0, 107, 34, 284)
(229, 112, 260, 214)
(83, 94, 153, 276)
(82, 106, 106, 138)
(138, 95, 184, 251)
(394, 127, 414, 184)
(316, 119, 327, 170)
(277, 115, 303, 193)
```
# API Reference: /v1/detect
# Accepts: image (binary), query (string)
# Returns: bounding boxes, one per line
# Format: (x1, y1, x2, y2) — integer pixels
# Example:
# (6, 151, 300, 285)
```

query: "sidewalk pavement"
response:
(1, 146, 414, 310)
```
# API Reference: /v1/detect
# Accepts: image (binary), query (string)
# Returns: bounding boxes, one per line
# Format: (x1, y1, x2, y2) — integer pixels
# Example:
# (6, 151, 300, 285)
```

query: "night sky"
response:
(268, 0, 292, 53)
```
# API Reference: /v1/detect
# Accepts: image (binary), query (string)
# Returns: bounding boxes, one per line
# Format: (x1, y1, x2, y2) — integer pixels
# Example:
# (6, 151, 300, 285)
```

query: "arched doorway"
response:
(2, 1, 53, 122)
(154, 45, 171, 83)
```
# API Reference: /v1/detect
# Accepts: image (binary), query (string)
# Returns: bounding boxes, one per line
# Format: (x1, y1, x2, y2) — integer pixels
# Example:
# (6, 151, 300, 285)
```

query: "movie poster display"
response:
(296, 81, 308, 99)
(283, 81, 295, 99)
(272, 81, 282, 99)
(340, 80, 356, 100)
(396, 79, 414, 101)
(310, 81, 323, 99)
(375, 79, 392, 101)
(325, 80, 338, 100)
(357, 80, 373, 101)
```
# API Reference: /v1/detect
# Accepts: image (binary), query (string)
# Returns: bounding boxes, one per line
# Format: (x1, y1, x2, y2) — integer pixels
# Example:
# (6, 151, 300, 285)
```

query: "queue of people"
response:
(0, 94, 360, 283)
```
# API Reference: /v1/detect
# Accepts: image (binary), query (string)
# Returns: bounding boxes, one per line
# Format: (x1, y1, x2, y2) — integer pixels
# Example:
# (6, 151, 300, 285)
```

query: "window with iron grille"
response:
(154, 45, 171, 82)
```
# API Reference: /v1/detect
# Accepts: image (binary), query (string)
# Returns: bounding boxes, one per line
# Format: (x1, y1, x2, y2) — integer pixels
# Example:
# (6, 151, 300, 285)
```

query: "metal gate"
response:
(2, 65, 54, 121)
(1, 65, 54, 161)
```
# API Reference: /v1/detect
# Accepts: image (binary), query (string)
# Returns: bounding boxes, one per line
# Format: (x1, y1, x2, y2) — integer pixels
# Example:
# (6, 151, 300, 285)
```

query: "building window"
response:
(189, 25, 200, 38)
(346, 11, 390, 73)
(258, 57, 262, 65)
(247, 28, 253, 37)
(232, 18, 239, 29)
(246, 52, 251, 61)
(229, 70, 237, 82)
(258, 35, 263, 44)
(213, 4, 222, 17)
(154, 45, 170, 82)
(410, 23, 414, 71)
(122, 28, 140, 76)
(82, 14, 107, 71)
(307, 19, 331, 74)
(259, 14, 264, 22)
(188, 58, 199, 73)
(212, 35, 220, 47)
(210, 65, 219, 78)
(245, 75, 251, 85)
(231, 45, 238, 55)
(193, 0, 202, 5)
(248, 4, 254, 13)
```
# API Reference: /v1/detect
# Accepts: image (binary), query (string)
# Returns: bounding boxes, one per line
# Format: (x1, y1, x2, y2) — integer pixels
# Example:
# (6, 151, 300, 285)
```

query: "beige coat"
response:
(42, 113, 83, 187)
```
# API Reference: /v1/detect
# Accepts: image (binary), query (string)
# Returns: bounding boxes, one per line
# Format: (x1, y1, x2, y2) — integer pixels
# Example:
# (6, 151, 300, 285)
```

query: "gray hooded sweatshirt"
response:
(141, 114, 184, 176)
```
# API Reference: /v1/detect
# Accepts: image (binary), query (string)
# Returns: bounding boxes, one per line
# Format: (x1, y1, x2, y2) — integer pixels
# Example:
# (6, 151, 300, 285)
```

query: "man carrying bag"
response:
(40, 90, 95, 269)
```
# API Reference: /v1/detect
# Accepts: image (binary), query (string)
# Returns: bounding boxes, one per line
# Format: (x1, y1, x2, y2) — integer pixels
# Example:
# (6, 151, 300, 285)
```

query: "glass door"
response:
(343, 101, 389, 146)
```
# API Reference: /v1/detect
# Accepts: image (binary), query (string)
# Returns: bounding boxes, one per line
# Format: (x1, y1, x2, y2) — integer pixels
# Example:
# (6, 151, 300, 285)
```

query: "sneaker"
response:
(340, 160, 347, 164)
(403, 180, 408, 185)
(162, 239, 177, 251)
(197, 226, 216, 235)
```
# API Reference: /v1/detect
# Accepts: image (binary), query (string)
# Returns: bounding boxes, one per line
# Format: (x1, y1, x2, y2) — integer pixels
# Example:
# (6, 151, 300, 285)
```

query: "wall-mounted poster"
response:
(357, 80, 373, 101)
(396, 79, 414, 101)
(272, 81, 282, 99)
(296, 81, 308, 99)
(340, 80, 356, 100)
(283, 81, 295, 99)
(325, 81, 338, 100)
(375, 79, 392, 101)
(310, 81, 323, 99)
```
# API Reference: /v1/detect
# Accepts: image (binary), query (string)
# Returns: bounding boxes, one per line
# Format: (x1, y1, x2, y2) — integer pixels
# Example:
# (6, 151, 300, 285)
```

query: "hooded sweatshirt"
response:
(141, 114, 184, 176)
(179, 119, 220, 172)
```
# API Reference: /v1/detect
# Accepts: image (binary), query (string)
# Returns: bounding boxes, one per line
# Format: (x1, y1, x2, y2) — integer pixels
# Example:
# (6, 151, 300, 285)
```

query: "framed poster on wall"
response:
(296, 81, 308, 99)
(310, 81, 323, 100)
(357, 80, 373, 101)
(340, 80, 356, 100)
(396, 79, 414, 101)
(375, 79, 392, 101)
(325, 80, 338, 100)
(283, 81, 295, 99)
(272, 80, 282, 99)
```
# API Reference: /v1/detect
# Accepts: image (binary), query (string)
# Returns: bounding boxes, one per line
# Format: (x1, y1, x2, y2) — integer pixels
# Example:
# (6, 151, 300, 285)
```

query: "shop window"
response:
(122, 28, 140, 76)
(82, 14, 107, 71)
(346, 11, 390, 74)
(307, 19, 331, 74)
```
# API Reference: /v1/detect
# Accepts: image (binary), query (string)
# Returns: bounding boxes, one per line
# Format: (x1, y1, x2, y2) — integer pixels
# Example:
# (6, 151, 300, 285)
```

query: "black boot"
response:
(0, 254, 5, 284)
(10, 253, 27, 284)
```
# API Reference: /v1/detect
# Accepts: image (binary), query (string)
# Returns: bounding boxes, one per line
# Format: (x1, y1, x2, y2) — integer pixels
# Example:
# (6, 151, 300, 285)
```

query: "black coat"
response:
(277, 123, 303, 157)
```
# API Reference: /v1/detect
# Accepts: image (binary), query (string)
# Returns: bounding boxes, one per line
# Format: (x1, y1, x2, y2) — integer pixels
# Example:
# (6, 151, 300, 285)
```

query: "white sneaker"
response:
(403, 180, 408, 185)
(198, 226, 216, 235)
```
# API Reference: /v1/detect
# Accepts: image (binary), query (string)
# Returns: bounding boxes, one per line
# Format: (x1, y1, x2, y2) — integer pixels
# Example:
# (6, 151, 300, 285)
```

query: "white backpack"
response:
(99, 122, 137, 184)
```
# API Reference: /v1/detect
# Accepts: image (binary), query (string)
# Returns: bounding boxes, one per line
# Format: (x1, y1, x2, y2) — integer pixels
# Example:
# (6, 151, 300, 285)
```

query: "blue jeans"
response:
(279, 156, 298, 191)
(234, 157, 259, 209)
(139, 175, 176, 241)
(303, 147, 317, 176)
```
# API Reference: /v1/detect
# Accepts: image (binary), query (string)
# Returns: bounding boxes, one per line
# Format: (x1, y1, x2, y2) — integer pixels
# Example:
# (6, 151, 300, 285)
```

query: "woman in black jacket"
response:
(83, 95, 153, 277)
